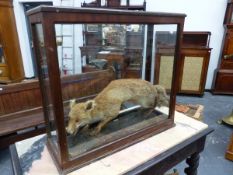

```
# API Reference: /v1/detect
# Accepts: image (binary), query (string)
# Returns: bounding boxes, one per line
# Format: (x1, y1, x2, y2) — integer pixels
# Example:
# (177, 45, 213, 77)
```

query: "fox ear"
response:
(70, 99, 77, 109)
(85, 100, 96, 111)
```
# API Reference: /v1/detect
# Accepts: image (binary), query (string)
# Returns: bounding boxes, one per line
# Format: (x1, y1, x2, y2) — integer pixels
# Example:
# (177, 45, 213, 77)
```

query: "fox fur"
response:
(66, 79, 169, 135)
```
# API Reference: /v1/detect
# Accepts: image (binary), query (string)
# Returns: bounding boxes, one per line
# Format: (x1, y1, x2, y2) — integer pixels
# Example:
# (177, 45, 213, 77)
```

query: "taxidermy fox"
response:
(66, 79, 169, 135)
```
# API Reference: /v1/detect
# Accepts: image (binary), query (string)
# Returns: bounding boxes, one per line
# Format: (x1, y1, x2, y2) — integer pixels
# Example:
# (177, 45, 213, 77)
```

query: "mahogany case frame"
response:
(27, 6, 185, 174)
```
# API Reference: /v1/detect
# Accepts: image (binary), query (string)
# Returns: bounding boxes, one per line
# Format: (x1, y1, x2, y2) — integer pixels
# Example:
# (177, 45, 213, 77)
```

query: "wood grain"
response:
(0, 0, 24, 83)
(225, 133, 233, 161)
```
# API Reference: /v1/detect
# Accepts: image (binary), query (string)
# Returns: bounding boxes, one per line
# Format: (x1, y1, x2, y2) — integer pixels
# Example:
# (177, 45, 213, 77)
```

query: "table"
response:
(10, 111, 213, 175)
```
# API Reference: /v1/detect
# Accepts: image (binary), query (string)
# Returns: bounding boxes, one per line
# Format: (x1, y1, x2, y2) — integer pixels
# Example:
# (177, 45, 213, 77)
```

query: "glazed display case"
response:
(27, 6, 185, 173)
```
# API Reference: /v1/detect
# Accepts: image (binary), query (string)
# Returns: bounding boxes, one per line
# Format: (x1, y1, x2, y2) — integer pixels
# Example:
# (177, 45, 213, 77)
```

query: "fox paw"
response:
(89, 127, 101, 136)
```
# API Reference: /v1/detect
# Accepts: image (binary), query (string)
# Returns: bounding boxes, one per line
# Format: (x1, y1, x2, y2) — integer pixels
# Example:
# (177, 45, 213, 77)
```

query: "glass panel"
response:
(54, 23, 177, 159)
(153, 25, 177, 91)
(35, 24, 58, 148)
(152, 24, 177, 121)
(0, 43, 5, 63)
(55, 24, 145, 78)
(121, 0, 127, 5)
(56, 24, 76, 75)
(125, 24, 144, 78)
(231, 11, 233, 23)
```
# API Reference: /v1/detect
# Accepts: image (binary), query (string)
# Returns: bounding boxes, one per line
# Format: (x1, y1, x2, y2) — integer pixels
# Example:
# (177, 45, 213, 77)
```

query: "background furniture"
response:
(225, 133, 233, 161)
(0, 0, 24, 83)
(10, 112, 213, 175)
(124, 31, 144, 78)
(179, 32, 211, 95)
(81, 0, 146, 78)
(213, 0, 233, 94)
(154, 31, 211, 95)
(81, 0, 146, 10)
(96, 51, 127, 78)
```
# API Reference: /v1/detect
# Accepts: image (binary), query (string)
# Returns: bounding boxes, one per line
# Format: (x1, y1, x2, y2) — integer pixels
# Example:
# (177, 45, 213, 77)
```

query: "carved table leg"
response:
(184, 152, 200, 175)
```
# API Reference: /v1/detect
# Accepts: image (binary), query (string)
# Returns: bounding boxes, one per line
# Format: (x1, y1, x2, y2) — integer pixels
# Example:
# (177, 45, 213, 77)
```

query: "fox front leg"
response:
(90, 115, 118, 136)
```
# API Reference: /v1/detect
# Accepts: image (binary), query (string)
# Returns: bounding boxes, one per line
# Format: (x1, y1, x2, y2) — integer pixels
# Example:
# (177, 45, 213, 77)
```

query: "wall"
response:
(13, 0, 86, 77)
(146, 0, 227, 89)
(13, 0, 228, 89)
(13, 0, 60, 78)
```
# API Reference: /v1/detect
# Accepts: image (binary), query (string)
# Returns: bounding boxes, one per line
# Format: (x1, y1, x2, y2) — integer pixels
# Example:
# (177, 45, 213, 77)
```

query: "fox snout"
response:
(66, 118, 78, 135)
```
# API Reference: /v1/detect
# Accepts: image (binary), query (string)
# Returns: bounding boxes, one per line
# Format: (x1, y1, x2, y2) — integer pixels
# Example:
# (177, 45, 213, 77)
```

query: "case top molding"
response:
(27, 5, 186, 24)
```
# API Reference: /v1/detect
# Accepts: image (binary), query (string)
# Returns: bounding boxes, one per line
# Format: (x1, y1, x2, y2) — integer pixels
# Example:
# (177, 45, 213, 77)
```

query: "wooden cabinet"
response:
(0, 42, 10, 80)
(107, 0, 121, 7)
(179, 48, 211, 94)
(0, 0, 24, 83)
(225, 133, 233, 161)
(213, 26, 233, 94)
(96, 52, 127, 78)
(154, 32, 211, 95)
(213, 0, 233, 94)
(124, 32, 144, 78)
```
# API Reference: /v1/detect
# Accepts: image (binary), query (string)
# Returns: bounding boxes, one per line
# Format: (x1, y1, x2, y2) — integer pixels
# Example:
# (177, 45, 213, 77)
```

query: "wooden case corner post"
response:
(0, 0, 25, 83)
(27, 6, 185, 174)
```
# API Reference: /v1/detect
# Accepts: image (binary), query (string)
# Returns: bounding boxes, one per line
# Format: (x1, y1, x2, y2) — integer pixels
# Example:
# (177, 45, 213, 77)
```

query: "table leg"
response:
(10, 144, 23, 175)
(184, 152, 200, 175)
